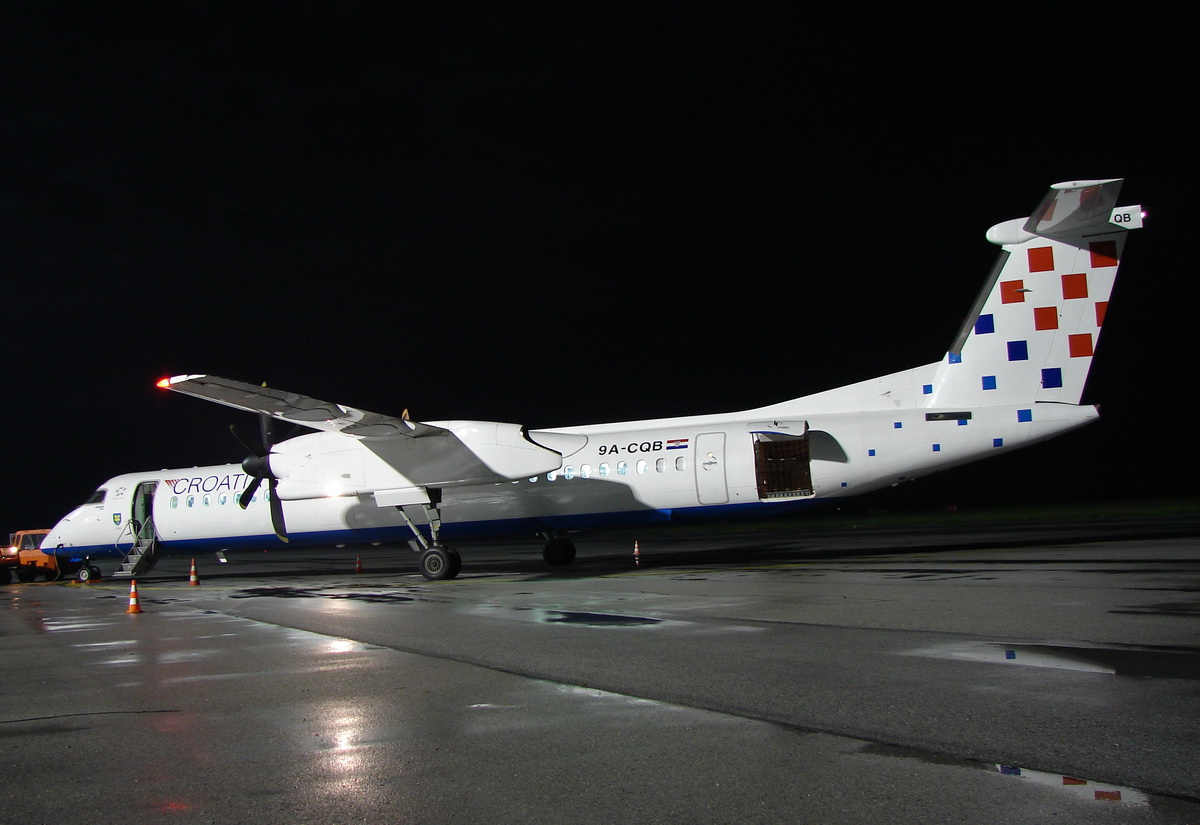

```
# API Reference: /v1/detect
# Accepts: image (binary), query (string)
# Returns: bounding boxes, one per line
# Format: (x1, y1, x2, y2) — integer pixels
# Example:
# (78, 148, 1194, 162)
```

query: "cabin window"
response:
(579, 464, 591, 479)
(564, 466, 575, 480)
(655, 458, 666, 473)
(598, 463, 610, 477)
(636, 460, 647, 475)
(617, 461, 628, 476)
(675, 456, 687, 471)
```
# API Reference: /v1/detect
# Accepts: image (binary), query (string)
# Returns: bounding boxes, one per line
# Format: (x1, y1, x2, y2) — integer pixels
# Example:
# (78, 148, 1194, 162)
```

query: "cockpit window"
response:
(85, 489, 106, 505)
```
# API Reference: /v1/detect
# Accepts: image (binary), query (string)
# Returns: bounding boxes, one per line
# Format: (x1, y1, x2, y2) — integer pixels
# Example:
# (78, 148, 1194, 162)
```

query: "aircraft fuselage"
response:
(43, 400, 1096, 559)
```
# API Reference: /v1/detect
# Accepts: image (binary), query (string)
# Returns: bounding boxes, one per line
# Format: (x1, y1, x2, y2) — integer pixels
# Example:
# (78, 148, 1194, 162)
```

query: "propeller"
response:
(230, 413, 288, 543)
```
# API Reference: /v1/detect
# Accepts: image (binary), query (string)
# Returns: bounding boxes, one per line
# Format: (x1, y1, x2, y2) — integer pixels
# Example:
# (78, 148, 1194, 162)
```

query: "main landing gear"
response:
(399, 492, 579, 581)
(418, 545, 462, 581)
(399, 490, 462, 582)
(541, 532, 576, 567)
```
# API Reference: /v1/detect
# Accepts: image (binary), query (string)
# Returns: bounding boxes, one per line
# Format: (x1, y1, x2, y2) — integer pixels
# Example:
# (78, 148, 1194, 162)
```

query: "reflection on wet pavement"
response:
(914, 642, 1200, 678)
(995, 764, 1149, 806)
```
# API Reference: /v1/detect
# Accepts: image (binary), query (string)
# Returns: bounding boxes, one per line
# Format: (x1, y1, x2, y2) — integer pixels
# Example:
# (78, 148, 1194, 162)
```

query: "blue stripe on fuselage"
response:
(50, 499, 822, 559)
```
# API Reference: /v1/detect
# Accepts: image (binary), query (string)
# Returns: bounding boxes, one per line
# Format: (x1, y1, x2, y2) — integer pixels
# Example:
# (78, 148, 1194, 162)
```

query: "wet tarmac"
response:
(2, 514, 1198, 823)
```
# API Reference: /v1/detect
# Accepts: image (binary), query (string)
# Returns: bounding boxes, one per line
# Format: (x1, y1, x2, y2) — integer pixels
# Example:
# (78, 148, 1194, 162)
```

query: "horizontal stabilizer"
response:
(1023, 179, 1125, 239)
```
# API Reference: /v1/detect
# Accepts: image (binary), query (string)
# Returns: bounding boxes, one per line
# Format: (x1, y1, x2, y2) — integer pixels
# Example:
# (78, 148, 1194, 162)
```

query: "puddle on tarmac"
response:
(915, 642, 1200, 679)
(541, 610, 661, 627)
(993, 764, 1149, 806)
(863, 743, 1151, 808)
(229, 590, 666, 628)
(230, 587, 414, 604)
(462, 603, 674, 628)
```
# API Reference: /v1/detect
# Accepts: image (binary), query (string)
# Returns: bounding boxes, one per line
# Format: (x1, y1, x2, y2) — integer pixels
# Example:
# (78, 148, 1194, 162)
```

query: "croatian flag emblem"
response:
(666, 438, 689, 450)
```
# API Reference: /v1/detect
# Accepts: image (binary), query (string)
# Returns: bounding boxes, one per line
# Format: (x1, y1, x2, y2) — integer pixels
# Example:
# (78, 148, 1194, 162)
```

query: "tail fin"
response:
(927, 179, 1143, 407)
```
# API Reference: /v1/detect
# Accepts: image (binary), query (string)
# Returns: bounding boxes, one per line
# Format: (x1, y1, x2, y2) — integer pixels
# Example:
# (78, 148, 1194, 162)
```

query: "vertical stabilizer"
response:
(927, 179, 1142, 408)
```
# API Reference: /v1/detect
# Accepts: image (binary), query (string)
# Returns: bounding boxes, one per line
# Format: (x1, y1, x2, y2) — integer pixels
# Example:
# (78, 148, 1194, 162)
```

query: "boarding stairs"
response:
(112, 519, 161, 578)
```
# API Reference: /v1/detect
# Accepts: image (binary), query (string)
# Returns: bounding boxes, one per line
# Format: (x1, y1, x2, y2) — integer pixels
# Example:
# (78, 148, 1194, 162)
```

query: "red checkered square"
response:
(1000, 280, 1026, 304)
(1027, 246, 1055, 272)
(1089, 240, 1118, 268)
(1033, 307, 1058, 330)
(1061, 272, 1088, 300)
(1068, 333, 1094, 357)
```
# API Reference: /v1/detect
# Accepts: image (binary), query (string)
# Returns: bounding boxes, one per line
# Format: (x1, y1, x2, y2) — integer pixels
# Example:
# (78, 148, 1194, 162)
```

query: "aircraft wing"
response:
(157, 374, 440, 438)
(157, 374, 580, 492)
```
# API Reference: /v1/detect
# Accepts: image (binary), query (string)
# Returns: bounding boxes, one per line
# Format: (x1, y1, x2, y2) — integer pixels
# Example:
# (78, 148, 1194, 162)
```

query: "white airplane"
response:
(43, 179, 1144, 581)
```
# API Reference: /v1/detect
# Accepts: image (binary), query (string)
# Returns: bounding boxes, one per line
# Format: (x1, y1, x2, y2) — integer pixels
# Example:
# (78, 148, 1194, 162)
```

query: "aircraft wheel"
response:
(543, 537, 576, 567)
(76, 565, 100, 584)
(419, 547, 460, 581)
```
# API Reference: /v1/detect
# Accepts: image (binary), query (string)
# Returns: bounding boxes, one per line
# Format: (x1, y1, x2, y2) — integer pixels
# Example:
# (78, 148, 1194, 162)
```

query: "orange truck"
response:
(2, 530, 104, 584)
(2, 530, 54, 583)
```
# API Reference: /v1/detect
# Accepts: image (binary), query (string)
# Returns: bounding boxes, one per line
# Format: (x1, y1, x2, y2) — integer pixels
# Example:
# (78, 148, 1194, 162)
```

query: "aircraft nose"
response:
(42, 522, 66, 549)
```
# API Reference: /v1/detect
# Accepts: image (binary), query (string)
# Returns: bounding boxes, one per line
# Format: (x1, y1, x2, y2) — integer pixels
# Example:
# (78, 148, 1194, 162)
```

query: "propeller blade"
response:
(229, 423, 265, 458)
(238, 475, 263, 510)
(268, 479, 288, 543)
(259, 412, 276, 452)
(230, 408, 288, 540)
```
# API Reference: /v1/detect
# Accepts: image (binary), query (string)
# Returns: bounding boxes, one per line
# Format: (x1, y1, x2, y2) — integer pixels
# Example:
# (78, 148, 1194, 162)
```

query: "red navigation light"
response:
(156, 378, 172, 389)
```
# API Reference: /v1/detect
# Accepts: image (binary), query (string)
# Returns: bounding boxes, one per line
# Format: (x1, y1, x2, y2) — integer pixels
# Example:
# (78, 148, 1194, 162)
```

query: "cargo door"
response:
(753, 432, 813, 499)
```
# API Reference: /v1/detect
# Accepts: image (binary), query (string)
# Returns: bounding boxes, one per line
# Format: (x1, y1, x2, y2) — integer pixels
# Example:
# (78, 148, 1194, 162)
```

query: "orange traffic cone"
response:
(126, 580, 144, 614)
(355, 555, 363, 574)
(189, 558, 199, 586)
(634, 541, 641, 566)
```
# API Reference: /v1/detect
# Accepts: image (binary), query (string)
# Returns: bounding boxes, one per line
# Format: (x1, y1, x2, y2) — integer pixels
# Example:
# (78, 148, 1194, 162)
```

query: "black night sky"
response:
(3, 4, 1193, 532)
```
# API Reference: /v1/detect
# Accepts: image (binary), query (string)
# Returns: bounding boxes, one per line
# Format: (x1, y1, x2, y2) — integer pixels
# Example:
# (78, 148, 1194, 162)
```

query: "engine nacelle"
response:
(268, 423, 568, 501)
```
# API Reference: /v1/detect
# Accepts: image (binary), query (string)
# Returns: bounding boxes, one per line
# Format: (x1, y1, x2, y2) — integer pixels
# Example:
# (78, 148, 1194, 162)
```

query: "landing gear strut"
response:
(399, 490, 462, 581)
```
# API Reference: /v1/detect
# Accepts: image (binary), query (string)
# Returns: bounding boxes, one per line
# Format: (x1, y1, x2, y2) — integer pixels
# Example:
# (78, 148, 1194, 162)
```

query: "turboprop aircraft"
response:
(42, 179, 1144, 581)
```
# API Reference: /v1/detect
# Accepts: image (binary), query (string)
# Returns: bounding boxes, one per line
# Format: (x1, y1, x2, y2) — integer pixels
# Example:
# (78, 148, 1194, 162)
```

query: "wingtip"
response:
(157, 373, 206, 390)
